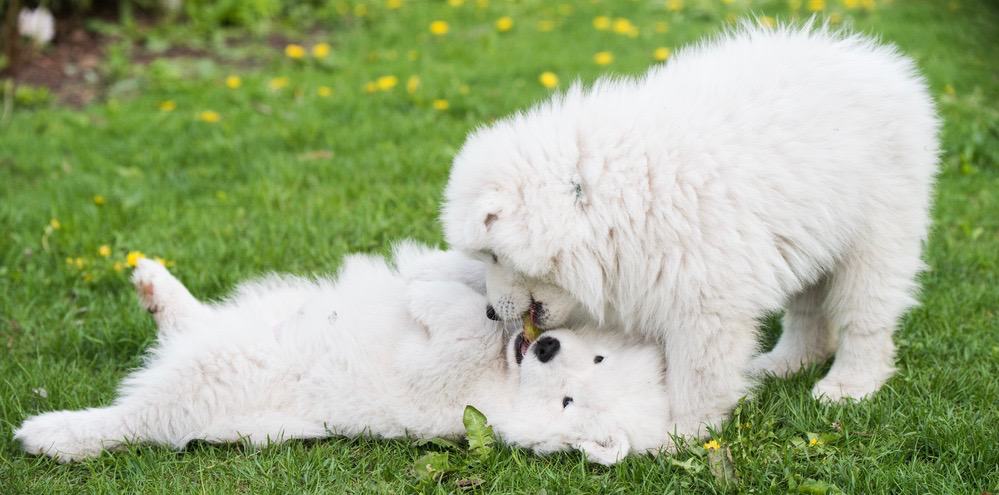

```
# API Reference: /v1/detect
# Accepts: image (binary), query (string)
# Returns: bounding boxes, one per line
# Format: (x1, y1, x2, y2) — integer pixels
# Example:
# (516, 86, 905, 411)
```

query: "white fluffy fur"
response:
(442, 24, 938, 441)
(15, 245, 669, 465)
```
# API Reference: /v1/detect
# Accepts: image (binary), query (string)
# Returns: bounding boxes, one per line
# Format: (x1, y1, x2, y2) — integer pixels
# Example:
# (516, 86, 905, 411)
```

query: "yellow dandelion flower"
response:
(269, 77, 289, 90)
(704, 439, 721, 451)
(72, 257, 86, 269)
(126, 251, 145, 268)
(312, 42, 331, 58)
(49, 218, 61, 230)
(158, 100, 176, 112)
(593, 51, 614, 66)
(448, 0, 464, 6)
(666, 0, 684, 12)
(760, 16, 776, 28)
(197, 111, 221, 123)
(655, 21, 669, 33)
(154, 257, 168, 266)
(808, 437, 821, 446)
(537, 19, 555, 32)
(285, 44, 306, 59)
(496, 16, 513, 32)
(376, 75, 398, 91)
(808, 0, 826, 11)
(317, 86, 333, 97)
(432, 99, 450, 111)
(98, 245, 111, 257)
(429, 20, 450, 36)
(225, 75, 242, 89)
(539, 71, 559, 89)
(612, 18, 638, 37)
(113, 261, 125, 272)
(406, 75, 421, 94)
(843, 0, 860, 8)
(364, 81, 379, 93)
(93, 194, 106, 206)
(386, 0, 403, 9)
(653, 47, 671, 61)
(593, 16, 611, 30)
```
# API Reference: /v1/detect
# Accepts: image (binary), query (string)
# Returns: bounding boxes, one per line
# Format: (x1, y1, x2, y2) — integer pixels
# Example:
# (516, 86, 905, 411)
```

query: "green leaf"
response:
(413, 451, 452, 482)
(707, 446, 738, 489)
(669, 457, 704, 473)
(792, 478, 845, 495)
(412, 437, 464, 451)
(463, 405, 496, 460)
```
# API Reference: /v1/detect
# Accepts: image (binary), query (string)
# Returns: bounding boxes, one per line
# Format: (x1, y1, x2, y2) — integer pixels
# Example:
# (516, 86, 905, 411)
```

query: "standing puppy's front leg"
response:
(662, 313, 758, 446)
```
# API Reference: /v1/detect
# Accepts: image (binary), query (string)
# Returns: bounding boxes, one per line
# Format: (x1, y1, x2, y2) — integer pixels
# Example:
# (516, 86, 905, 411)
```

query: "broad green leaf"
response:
(463, 405, 496, 459)
(413, 452, 452, 482)
(707, 446, 738, 489)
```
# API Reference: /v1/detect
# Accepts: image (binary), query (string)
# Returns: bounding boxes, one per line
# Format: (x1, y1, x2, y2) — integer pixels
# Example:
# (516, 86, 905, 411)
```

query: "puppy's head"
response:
(442, 112, 611, 329)
(494, 328, 668, 465)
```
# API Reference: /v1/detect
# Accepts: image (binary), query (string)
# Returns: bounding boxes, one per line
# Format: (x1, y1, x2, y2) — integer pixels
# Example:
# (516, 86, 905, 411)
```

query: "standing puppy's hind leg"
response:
(131, 258, 208, 338)
(812, 230, 924, 402)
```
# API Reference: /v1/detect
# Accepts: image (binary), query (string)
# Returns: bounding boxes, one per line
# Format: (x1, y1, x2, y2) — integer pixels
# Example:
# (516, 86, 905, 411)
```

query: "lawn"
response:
(1, 0, 997, 493)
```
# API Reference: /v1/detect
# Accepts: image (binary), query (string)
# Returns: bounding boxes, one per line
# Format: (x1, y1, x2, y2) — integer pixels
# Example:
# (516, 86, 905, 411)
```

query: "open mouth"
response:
(514, 332, 532, 365)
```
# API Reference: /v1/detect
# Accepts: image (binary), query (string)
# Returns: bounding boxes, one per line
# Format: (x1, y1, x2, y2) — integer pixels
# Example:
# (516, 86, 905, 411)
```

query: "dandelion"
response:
(843, 0, 860, 8)
(592, 16, 611, 30)
(197, 111, 221, 123)
(448, 0, 464, 6)
(429, 20, 450, 36)
(593, 51, 614, 66)
(317, 86, 333, 97)
(495, 16, 513, 32)
(666, 0, 684, 12)
(269, 77, 290, 90)
(113, 261, 125, 272)
(538, 71, 559, 89)
(433, 99, 450, 111)
(49, 218, 61, 230)
(312, 42, 331, 58)
(406, 75, 421, 94)
(808, 0, 826, 11)
(67, 257, 85, 269)
(225, 75, 242, 89)
(158, 100, 176, 112)
(537, 19, 555, 32)
(364, 81, 379, 93)
(154, 256, 168, 266)
(285, 44, 306, 59)
(808, 437, 823, 446)
(376, 75, 398, 91)
(612, 18, 639, 37)
(126, 251, 145, 267)
(386, 0, 403, 9)
(93, 194, 106, 206)
(98, 245, 111, 257)
(759, 16, 776, 28)
(703, 439, 721, 451)
(653, 47, 671, 61)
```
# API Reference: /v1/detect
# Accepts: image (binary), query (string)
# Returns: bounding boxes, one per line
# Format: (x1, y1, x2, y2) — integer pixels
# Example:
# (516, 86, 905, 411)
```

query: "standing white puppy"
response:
(442, 24, 938, 443)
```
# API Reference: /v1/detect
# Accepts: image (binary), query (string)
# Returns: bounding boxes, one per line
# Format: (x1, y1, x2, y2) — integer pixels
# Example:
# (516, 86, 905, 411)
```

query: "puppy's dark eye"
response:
(491, 253, 498, 263)
(594, 355, 604, 364)
(562, 396, 574, 408)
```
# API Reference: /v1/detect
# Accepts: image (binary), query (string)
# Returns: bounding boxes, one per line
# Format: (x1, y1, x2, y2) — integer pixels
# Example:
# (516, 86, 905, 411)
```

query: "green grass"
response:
(2, 0, 997, 493)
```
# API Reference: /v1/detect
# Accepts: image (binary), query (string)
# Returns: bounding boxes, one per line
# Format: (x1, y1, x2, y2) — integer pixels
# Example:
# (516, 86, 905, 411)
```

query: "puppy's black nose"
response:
(486, 305, 500, 321)
(534, 336, 560, 363)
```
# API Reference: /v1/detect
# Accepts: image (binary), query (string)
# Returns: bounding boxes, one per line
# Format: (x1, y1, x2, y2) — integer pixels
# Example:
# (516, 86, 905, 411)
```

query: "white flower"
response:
(18, 7, 55, 46)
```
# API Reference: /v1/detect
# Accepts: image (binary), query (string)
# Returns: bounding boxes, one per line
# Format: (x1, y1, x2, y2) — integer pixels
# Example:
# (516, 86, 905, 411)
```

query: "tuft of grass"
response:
(2, 0, 998, 493)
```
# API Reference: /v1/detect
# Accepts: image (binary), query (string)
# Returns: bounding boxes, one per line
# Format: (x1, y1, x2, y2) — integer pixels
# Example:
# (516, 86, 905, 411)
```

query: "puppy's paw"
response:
(749, 349, 812, 378)
(131, 258, 174, 314)
(15, 411, 109, 463)
(811, 376, 883, 402)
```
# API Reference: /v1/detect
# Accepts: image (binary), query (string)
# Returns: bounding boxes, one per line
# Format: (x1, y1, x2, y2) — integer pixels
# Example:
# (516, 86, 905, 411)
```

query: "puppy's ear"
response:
(575, 429, 630, 466)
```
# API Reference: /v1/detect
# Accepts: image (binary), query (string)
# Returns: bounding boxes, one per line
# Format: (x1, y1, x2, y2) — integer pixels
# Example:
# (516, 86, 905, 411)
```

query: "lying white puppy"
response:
(15, 243, 668, 465)
(442, 23, 938, 444)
